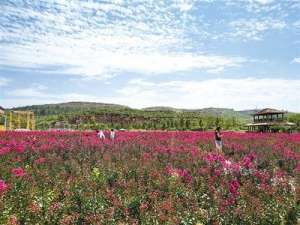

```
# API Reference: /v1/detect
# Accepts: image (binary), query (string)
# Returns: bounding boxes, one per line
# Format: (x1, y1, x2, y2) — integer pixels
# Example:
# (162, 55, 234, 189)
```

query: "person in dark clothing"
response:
(215, 126, 223, 152)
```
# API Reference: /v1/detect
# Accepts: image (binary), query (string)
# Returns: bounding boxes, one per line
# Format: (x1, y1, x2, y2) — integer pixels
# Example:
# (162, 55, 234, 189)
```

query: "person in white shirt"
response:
(110, 129, 116, 140)
(97, 130, 105, 140)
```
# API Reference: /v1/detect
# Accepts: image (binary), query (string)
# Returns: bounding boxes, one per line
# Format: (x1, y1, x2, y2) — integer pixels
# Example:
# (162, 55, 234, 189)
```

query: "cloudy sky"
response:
(0, 0, 299, 111)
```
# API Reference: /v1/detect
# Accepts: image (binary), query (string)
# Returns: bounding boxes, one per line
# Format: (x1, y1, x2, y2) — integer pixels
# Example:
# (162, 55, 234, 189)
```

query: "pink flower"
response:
(229, 179, 240, 195)
(165, 164, 173, 176)
(15, 144, 25, 153)
(34, 157, 46, 164)
(142, 152, 151, 161)
(0, 180, 8, 193)
(225, 196, 236, 206)
(0, 147, 10, 155)
(11, 167, 26, 177)
(8, 215, 18, 225)
(242, 153, 256, 169)
(295, 163, 300, 173)
(190, 147, 199, 157)
(204, 152, 225, 165)
(166, 165, 193, 183)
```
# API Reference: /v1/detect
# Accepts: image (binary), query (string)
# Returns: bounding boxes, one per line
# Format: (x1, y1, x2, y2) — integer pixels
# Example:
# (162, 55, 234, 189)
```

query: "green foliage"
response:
(12, 102, 269, 131)
(288, 113, 300, 131)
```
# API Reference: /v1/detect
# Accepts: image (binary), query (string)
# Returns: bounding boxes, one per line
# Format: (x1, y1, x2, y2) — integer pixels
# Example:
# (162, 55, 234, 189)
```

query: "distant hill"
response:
(144, 107, 253, 120)
(12, 102, 258, 120)
(5, 102, 299, 131)
(237, 109, 260, 117)
(143, 106, 182, 112)
(12, 101, 131, 116)
(188, 107, 241, 117)
(13, 101, 130, 110)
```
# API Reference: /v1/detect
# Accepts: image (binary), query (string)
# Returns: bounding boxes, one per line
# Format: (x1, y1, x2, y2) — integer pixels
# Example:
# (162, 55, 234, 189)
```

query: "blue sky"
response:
(0, 0, 300, 111)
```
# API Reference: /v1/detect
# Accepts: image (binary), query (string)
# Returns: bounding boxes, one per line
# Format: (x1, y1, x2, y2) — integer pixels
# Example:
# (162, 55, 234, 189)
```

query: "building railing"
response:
(253, 118, 286, 123)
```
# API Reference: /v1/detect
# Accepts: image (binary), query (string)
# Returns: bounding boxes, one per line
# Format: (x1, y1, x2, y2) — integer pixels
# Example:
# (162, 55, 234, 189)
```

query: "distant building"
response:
(246, 108, 296, 132)
(53, 121, 69, 129)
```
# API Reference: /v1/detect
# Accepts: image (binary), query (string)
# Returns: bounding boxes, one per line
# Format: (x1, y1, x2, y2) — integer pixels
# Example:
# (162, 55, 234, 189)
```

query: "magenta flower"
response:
(166, 165, 193, 183)
(0, 147, 10, 155)
(14, 144, 25, 153)
(242, 153, 256, 169)
(11, 168, 26, 177)
(229, 179, 240, 195)
(0, 180, 8, 193)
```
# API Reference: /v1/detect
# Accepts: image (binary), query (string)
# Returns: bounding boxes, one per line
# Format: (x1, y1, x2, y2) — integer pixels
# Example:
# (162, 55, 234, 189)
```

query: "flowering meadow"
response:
(0, 131, 299, 225)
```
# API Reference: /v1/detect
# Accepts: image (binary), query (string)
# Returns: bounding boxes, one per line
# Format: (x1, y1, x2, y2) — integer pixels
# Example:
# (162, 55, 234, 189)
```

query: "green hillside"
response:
(11, 102, 249, 130)
(11, 102, 299, 131)
(12, 101, 130, 116)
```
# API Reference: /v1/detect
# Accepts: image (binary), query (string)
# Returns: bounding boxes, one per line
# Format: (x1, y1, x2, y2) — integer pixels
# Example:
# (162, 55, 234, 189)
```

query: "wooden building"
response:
(246, 108, 295, 132)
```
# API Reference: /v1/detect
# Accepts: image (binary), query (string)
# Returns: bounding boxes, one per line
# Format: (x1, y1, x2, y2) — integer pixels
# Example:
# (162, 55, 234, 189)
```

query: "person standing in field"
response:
(110, 129, 116, 140)
(215, 126, 223, 152)
(97, 130, 105, 140)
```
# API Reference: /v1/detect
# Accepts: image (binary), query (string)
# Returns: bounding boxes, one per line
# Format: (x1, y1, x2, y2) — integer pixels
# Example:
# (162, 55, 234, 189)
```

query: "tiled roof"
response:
(254, 108, 286, 115)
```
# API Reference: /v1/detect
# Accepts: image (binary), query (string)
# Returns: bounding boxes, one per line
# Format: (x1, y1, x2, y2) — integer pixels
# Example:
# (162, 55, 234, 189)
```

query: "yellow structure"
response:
(1, 110, 35, 130)
(0, 107, 5, 130)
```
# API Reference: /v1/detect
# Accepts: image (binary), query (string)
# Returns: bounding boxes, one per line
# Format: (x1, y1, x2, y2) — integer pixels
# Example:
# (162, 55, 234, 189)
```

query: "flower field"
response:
(0, 131, 299, 225)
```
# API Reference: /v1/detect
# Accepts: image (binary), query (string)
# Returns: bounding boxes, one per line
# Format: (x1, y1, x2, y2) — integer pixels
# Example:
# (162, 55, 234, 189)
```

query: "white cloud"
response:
(111, 78, 300, 112)
(0, 77, 9, 87)
(294, 20, 300, 30)
(174, 0, 194, 12)
(289, 1, 300, 9)
(2, 78, 300, 112)
(7, 84, 99, 102)
(243, 0, 282, 14)
(59, 93, 100, 102)
(0, 0, 295, 76)
(3, 84, 101, 107)
(292, 58, 300, 64)
(0, 0, 244, 78)
(252, 0, 274, 5)
(229, 18, 286, 41)
(8, 84, 47, 97)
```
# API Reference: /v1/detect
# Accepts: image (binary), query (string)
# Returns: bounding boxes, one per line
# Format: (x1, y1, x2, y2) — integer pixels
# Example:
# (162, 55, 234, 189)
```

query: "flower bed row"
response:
(0, 131, 299, 224)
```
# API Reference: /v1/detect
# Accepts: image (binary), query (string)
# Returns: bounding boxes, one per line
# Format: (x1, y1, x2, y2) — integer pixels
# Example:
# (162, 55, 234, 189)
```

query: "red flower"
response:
(229, 179, 240, 196)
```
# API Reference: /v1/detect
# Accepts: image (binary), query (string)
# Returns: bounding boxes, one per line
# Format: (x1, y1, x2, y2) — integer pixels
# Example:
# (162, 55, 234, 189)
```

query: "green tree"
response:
(180, 118, 185, 130)
(198, 118, 204, 130)
(185, 119, 191, 130)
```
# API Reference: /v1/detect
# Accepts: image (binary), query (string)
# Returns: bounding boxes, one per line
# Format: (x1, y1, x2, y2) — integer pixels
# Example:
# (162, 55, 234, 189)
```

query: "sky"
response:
(0, 0, 300, 111)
